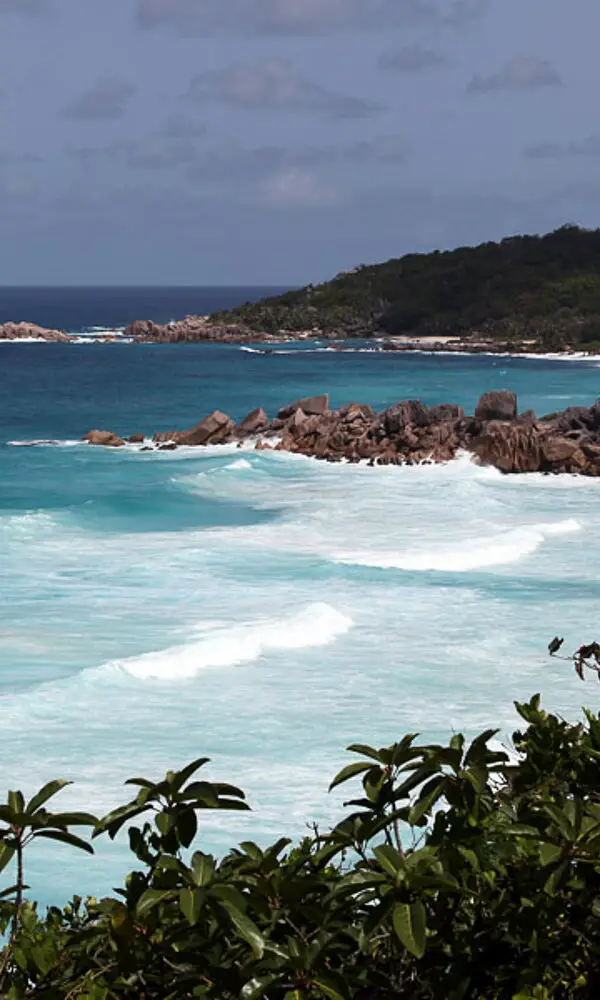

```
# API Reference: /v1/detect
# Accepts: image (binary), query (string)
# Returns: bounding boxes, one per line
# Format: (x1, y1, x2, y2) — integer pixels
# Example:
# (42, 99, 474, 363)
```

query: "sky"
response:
(0, 0, 596, 284)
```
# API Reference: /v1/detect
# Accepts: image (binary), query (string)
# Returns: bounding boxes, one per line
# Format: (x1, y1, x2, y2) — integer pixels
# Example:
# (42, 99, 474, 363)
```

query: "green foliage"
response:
(210, 225, 600, 346)
(3, 701, 600, 997)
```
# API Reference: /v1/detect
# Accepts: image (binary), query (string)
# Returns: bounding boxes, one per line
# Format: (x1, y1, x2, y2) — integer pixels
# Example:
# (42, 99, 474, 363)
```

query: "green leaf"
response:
(156, 812, 172, 836)
(393, 901, 427, 959)
(240, 976, 280, 1000)
(172, 758, 211, 792)
(544, 861, 568, 895)
(0, 884, 21, 901)
(312, 971, 351, 1000)
(462, 765, 488, 796)
(179, 887, 204, 926)
(544, 804, 574, 841)
(176, 807, 197, 848)
(539, 842, 563, 867)
(27, 780, 72, 815)
(221, 901, 265, 958)
(181, 782, 219, 808)
(408, 775, 445, 825)
(50, 811, 97, 828)
(212, 782, 246, 799)
(0, 805, 17, 826)
(328, 762, 374, 792)
(0, 843, 15, 875)
(94, 802, 148, 839)
(464, 729, 500, 765)
(8, 791, 24, 817)
(373, 844, 405, 878)
(136, 888, 173, 919)
(192, 852, 215, 887)
(346, 743, 384, 763)
(33, 830, 93, 854)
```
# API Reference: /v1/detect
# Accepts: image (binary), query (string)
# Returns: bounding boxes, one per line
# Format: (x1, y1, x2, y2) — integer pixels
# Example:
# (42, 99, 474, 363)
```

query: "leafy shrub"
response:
(2, 645, 600, 997)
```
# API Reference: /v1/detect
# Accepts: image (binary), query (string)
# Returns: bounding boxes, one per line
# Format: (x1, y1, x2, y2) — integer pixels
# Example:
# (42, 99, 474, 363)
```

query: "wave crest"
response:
(335, 519, 581, 573)
(108, 603, 353, 681)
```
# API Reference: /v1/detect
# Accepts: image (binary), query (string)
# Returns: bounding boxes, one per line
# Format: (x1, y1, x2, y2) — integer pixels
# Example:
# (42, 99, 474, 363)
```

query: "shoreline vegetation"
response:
(4, 226, 600, 355)
(3, 685, 600, 998)
(80, 389, 600, 477)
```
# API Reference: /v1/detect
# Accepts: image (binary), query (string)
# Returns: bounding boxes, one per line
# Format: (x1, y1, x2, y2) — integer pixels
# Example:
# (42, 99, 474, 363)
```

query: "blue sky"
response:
(0, 0, 595, 284)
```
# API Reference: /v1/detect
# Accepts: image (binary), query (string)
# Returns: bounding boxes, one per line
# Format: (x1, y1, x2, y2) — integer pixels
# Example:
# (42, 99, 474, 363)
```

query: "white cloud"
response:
(468, 56, 561, 93)
(261, 166, 339, 207)
(186, 59, 383, 118)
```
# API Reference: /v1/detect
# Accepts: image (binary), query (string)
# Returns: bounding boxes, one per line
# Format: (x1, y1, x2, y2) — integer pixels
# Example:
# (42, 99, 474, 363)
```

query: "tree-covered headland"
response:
(211, 226, 600, 349)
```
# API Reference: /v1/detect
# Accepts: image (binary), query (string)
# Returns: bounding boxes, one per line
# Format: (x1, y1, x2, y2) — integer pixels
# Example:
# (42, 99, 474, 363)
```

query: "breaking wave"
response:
(105, 603, 353, 681)
(335, 519, 581, 573)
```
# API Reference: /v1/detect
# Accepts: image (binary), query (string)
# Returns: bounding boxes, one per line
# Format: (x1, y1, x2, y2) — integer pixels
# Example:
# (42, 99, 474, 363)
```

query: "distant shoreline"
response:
(1, 320, 599, 361)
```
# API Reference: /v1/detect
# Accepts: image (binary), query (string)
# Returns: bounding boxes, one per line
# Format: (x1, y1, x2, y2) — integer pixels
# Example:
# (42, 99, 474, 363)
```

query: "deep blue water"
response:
(0, 285, 288, 332)
(2, 315, 600, 906)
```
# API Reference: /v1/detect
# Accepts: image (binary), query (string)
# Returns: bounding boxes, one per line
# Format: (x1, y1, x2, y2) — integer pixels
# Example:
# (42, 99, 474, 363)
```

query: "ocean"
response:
(1, 286, 600, 906)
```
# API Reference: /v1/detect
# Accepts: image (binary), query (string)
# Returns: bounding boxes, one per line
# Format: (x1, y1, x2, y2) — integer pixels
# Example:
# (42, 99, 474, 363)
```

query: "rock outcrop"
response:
(0, 322, 71, 342)
(81, 391, 600, 477)
(474, 390, 517, 422)
(125, 316, 276, 344)
(237, 408, 269, 435)
(82, 430, 125, 447)
(278, 394, 330, 419)
(153, 411, 236, 447)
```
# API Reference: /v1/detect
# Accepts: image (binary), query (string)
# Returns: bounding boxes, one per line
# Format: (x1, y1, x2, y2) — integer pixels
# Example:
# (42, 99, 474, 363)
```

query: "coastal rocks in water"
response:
(428, 403, 464, 424)
(470, 422, 542, 474)
(541, 437, 582, 466)
(278, 394, 329, 419)
(382, 400, 430, 434)
(237, 407, 268, 435)
(125, 316, 271, 344)
(128, 434, 145, 444)
(83, 430, 125, 447)
(474, 390, 518, 422)
(0, 322, 71, 343)
(81, 390, 600, 477)
(154, 410, 235, 447)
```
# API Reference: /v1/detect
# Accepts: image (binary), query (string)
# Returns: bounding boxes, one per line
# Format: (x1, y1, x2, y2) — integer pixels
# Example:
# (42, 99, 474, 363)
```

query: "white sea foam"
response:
(7, 438, 82, 448)
(3, 404, 599, 901)
(335, 519, 581, 573)
(109, 603, 353, 681)
(83, 327, 126, 334)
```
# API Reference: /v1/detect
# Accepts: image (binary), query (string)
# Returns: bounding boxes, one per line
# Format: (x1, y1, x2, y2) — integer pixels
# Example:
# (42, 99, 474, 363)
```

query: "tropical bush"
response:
(2, 643, 600, 998)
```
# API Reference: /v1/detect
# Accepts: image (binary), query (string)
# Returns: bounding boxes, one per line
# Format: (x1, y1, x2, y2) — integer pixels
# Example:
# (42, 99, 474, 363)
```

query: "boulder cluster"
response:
(82, 389, 600, 476)
(125, 318, 276, 343)
(0, 322, 71, 342)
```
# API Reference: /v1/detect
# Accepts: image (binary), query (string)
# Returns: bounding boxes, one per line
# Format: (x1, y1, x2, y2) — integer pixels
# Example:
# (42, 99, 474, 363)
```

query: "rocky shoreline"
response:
(1, 316, 596, 356)
(81, 390, 600, 477)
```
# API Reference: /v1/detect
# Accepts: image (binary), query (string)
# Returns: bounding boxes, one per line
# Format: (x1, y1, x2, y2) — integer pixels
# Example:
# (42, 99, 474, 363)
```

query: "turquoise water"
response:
(2, 340, 600, 903)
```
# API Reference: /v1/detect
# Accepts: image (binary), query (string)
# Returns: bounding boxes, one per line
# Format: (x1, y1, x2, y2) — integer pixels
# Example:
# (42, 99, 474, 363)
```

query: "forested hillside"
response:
(211, 225, 600, 347)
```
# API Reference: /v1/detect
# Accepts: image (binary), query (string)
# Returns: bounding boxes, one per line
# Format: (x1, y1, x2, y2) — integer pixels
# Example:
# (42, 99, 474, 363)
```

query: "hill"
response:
(209, 225, 600, 349)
